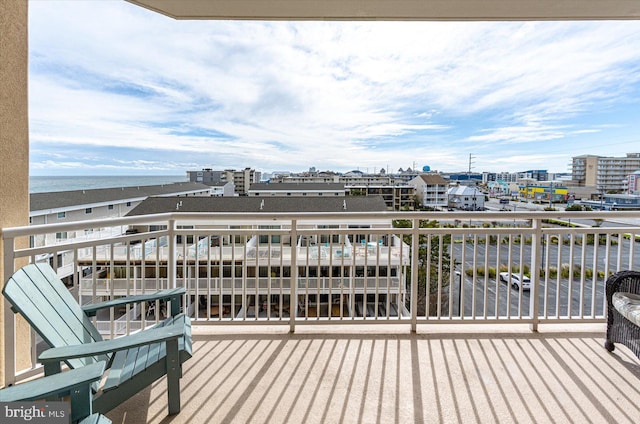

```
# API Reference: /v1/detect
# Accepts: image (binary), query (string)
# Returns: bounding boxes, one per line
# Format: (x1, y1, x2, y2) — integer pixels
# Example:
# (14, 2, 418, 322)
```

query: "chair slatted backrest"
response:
(3, 263, 110, 369)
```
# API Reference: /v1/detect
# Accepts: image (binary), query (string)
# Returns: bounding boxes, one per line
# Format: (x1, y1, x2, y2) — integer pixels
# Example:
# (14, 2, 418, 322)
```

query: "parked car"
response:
(499, 272, 531, 290)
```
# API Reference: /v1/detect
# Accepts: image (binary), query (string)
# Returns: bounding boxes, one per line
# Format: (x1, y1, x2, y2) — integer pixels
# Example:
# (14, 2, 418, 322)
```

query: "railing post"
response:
(289, 219, 297, 333)
(3, 235, 17, 385)
(411, 219, 419, 332)
(168, 219, 177, 289)
(530, 218, 541, 332)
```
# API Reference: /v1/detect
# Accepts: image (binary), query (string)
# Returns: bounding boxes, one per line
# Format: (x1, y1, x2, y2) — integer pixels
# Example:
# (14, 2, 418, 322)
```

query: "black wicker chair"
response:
(604, 270, 640, 358)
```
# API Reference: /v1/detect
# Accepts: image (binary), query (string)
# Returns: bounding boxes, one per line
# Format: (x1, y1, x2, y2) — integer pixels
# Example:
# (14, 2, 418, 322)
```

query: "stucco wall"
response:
(0, 0, 30, 386)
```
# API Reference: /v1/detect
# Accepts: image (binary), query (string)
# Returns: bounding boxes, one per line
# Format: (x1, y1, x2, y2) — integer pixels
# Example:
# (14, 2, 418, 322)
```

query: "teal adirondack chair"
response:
(2, 263, 192, 417)
(0, 361, 110, 424)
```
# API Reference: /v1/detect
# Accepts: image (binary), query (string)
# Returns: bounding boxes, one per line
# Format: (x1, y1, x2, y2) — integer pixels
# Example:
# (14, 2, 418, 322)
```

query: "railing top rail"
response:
(1, 212, 175, 238)
(2, 210, 639, 239)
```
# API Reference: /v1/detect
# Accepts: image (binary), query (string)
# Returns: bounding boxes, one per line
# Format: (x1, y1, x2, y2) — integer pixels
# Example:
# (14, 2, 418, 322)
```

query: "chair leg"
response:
(604, 340, 615, 352)
(166, 339, 181, 414)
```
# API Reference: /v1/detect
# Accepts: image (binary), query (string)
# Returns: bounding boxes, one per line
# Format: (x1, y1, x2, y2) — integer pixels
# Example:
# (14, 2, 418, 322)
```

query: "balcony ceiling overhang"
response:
(126, 0, 640, 21)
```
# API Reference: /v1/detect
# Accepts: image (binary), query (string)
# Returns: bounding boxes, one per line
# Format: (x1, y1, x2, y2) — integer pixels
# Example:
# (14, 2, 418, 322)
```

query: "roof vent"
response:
(343, 200, 347, 210)
(176, 201, 183, 211)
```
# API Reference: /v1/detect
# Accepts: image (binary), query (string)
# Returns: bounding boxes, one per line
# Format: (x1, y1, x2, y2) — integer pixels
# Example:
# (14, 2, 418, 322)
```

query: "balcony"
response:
(2, 210, 640, 422)
(3, 0, 640, 420)
(102, 324, 639, 424)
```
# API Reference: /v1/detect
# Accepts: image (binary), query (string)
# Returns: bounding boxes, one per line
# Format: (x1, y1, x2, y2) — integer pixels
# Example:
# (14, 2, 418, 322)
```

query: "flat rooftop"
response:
(105, 324, 640, 423)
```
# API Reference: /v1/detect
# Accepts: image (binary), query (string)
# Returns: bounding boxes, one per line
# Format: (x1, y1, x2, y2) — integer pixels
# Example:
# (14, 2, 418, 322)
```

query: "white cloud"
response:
(28, 2, 640, 174)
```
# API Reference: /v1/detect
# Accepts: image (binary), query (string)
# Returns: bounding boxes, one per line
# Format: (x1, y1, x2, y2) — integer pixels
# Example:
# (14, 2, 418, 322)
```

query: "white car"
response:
(499, 272, 531, 290)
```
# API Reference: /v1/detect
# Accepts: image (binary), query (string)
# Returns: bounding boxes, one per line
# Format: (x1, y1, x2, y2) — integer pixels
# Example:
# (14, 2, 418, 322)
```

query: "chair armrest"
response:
(82, 287, 185, 317)
(0, 361, 106, 401)
(39, 322, 187, 363)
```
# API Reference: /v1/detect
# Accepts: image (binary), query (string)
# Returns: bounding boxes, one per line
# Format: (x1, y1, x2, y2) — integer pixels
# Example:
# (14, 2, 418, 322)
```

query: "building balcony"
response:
(101, 323, 639, 424)
(2, 210, 640, 423)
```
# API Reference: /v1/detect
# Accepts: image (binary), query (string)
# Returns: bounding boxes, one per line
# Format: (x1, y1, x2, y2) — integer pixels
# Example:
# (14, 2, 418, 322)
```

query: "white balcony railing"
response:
(2, 210, 639, 384)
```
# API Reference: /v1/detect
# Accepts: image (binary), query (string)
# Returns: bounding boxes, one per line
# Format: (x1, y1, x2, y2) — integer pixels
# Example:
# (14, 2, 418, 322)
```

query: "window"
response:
(126, 202, 131, 207)
(259, 225, 281, 244)
(176, 225, 194, 244)
(85, 208, 92, 214)
(56, 232, 67, 240)
(108, 204, 114, 210)
(57, 211, 66, 219)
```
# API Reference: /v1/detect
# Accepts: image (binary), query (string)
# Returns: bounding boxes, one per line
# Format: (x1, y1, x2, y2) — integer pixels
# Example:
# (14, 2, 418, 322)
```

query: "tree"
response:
(393, 219, 453, 316)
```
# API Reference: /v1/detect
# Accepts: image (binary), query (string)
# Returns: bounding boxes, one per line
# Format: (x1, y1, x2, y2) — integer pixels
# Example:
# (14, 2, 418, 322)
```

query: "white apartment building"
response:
(30, 183, 212, 225)
(29, 182, 212, 280)
(409, 174, 448, 209)
(572, 153, 640, 193)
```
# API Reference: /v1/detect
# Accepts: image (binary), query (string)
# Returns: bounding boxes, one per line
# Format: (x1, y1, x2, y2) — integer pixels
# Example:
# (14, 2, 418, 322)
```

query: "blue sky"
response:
(29, 1, 640, 176)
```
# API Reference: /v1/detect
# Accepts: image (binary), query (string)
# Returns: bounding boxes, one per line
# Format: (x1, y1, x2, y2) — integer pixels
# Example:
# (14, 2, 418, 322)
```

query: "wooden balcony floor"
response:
(106, 324, 640, 424)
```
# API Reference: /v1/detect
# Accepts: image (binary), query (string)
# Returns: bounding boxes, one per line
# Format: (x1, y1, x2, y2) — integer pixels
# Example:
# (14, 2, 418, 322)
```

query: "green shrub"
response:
(465, 266, 498, 278)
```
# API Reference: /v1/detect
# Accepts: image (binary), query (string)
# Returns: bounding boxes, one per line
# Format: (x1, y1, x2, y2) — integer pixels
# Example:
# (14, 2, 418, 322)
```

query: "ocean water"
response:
(30, 175, 188, 193)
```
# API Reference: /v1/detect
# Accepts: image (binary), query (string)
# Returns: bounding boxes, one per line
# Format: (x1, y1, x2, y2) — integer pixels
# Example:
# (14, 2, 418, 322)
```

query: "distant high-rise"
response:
(187, 168, 261, 196)
(572, 153, 640, 193)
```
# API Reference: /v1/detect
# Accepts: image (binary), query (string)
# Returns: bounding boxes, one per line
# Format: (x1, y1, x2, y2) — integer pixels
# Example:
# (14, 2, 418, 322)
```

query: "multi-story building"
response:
(409, 174, 448, 210)
(519, 170, 548, 181)
(572, 153, 640, 193)
(76, 196, 410, 320)
(29, 182, 212, 282)
(346, 184, 415, 210)
(187, 168, 226, 184)
(248, 182, 346, 197)
(30, 182, 212, 227)
(483, 172, 519, 184)
(187, 168, 261, 196)
(267, 171, 416, 210)
(270, 170, 416, 186)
